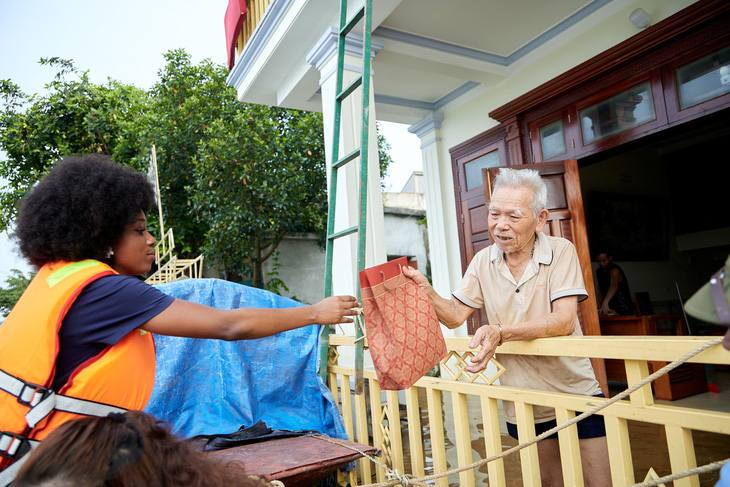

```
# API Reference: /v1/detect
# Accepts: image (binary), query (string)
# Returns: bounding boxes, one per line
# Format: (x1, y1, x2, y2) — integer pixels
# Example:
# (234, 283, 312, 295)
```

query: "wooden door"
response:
(450, 131, 507, 333)
(483, 160, 608, 394)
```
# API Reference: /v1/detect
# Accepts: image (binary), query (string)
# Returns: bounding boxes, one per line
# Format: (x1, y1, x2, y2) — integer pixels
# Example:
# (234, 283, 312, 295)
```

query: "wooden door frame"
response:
(484, 160, 607, 395)
(488, 0, 730, 165)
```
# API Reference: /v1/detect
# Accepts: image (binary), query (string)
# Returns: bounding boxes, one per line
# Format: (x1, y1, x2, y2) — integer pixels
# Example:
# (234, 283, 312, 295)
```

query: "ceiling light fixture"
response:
(629, 8, 651, 29)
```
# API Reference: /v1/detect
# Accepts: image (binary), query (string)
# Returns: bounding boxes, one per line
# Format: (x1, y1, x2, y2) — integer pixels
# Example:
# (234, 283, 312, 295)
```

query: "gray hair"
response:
(492, 167, 547, 217)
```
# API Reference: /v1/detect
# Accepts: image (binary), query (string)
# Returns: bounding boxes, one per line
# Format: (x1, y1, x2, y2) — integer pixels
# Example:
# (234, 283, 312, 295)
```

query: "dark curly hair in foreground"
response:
(13, 411, 273, 487)
(14, 154, 155, 267)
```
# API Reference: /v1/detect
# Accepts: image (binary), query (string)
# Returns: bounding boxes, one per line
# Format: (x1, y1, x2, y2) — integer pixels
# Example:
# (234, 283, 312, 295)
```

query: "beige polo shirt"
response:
(453, 232, 601, 424)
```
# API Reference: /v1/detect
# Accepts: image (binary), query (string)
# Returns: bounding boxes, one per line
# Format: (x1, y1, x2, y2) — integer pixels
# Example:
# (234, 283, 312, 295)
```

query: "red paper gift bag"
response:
(359, 257, 447, 390)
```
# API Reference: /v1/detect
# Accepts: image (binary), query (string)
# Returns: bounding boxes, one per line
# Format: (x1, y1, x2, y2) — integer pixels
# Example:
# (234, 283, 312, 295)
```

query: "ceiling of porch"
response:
(227, 0, 630, 125)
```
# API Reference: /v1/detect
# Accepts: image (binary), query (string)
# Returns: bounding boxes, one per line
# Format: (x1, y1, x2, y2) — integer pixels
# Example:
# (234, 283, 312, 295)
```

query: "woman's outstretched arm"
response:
(141, 295, 360, 340)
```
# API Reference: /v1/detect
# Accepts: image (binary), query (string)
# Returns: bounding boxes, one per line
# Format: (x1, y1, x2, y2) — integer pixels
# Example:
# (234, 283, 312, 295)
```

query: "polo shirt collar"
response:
(489, 231, 554, 265)
(535, 231, 554, 265)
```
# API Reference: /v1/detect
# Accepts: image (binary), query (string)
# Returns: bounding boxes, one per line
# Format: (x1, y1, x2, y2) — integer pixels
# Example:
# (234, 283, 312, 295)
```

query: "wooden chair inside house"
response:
(634, 291, 653, 316)
(599, 291, 708, 400)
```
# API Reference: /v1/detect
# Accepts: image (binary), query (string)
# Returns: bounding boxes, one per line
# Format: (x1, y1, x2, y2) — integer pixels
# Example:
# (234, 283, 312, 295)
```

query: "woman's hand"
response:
(312, 295, 360, 325)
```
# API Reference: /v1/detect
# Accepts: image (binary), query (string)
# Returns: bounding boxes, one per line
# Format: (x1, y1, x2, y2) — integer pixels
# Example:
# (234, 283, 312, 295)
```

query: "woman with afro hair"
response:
(0, 154, 358, 479)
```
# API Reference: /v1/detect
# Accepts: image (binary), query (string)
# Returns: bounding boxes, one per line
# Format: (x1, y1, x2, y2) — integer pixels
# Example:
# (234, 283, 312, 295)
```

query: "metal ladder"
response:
(319, 0, 373, 394)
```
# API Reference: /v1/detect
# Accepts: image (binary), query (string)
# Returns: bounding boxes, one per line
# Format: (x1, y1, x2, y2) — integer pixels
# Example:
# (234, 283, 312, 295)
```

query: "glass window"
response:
(464, 150, 500, 191)
(676, 46, 730, 109)
(579, 82, 656, 145)
(539, 119, 567, 160)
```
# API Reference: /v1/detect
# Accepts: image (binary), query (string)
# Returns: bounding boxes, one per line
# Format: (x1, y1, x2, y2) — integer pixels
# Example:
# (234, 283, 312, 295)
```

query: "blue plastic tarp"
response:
(145, 278, 347, 442)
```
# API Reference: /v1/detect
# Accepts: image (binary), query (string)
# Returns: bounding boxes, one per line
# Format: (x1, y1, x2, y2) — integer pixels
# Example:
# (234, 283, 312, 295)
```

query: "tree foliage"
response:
(0, 269, 35, 316)
(0, 51, 394, 287)
(0, 58, 145, 231)
(115, 50, 241, 255)
(192, 105, 328, 283)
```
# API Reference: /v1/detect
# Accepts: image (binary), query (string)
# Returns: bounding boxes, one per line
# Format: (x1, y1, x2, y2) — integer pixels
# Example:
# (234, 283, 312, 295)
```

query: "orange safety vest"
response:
(0, 260, 156, 479)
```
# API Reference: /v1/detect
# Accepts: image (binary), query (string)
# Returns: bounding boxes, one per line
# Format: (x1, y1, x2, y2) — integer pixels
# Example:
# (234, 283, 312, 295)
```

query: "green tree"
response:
(115, 50, 240, 256)
(0, 58, 145, 232)
(0, 51, 394, 287)
(191, 105, 328, 284)
(377, 122, 393, 188)
(0, 269, 35, 316)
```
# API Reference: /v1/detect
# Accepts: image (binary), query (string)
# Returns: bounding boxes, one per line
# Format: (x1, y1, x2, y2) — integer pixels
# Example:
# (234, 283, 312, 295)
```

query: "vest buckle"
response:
(16, 382, 51, 408)
(0, 431, 31, 460)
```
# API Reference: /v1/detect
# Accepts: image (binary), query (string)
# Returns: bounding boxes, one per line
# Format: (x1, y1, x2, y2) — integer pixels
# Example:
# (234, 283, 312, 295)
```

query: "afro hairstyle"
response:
(14, 154, 155, 267)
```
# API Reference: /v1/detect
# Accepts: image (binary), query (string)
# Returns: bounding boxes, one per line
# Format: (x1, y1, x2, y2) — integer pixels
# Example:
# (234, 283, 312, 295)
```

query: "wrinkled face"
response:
(110, 212, 156, 276)
(597, 253, 612, 270)
(488, 186, 548, 254)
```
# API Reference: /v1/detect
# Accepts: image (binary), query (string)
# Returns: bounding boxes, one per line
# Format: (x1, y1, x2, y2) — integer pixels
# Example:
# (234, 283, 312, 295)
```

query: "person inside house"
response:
(595, 249, 635, 316)
(11, 410, 275, 487)
(403, 167, 611, 486)
(0, 154, 359, 480)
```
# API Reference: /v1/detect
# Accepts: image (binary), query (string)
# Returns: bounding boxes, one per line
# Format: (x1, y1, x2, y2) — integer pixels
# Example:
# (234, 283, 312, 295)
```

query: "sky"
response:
(0, 0, 422, 282)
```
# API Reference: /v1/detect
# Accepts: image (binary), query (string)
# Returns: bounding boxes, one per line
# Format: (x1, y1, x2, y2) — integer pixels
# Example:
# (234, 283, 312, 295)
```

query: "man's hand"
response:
(401, 265, 431, 290)
(465, 324, 502, 373)
(402, 265, 475, 329)
(312, 295, 360, 325)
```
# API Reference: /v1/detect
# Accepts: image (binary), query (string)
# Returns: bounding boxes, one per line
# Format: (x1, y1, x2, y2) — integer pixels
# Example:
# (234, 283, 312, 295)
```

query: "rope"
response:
(320, 336, 724, 486)
(312, 436, 427, 486)
(630, 458, 728, 486)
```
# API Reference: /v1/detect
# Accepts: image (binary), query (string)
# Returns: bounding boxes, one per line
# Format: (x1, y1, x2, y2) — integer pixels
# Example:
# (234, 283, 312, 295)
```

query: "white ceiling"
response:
(228, 0, 619, 124)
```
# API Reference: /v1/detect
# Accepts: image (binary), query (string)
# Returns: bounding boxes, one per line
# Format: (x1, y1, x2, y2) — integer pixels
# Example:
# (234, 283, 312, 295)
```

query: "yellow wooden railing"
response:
(233, 0, 273, 61)
(326, 335, 730, 487)
(145, 228, 205, 285)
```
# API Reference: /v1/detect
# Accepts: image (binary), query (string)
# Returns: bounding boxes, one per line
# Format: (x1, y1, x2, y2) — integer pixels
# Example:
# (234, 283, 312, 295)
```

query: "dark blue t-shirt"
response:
(52, 275, 174, 391)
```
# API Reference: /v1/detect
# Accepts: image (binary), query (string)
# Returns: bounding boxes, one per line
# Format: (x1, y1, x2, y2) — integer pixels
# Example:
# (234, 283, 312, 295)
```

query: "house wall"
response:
(421, 0, 696, 294)
(405, 0, 697, 305)
(261, 233, 326, 305)
(262, 199, 430, 305)
(383, 208, 429, 275)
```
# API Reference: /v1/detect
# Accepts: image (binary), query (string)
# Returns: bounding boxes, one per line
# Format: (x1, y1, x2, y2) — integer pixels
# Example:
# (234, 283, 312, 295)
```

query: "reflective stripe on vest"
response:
(0, 260, 156, 476)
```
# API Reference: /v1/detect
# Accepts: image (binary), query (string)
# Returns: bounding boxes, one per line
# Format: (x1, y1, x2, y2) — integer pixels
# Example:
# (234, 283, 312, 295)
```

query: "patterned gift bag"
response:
(359, 257, 447, 390)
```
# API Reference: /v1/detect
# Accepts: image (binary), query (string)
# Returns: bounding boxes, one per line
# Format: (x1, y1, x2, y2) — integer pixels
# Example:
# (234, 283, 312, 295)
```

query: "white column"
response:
(409, 114, 468, 338)
(408, 113, 450, 297)
(307, 28, 387, 298)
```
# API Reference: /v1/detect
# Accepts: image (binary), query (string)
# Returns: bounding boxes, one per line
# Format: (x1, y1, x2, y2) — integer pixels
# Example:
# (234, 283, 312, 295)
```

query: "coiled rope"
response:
(315, 335, 726, 486)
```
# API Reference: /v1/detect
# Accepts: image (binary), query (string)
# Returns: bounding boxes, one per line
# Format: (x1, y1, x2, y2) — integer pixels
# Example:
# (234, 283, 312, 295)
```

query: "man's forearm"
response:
(402, 265, 472, 328)
(501, 296, 578, 342)
(424, 287, 469, 329)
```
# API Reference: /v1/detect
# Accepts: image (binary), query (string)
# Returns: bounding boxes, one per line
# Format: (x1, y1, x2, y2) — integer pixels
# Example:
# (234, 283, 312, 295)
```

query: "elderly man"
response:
(403, 167, 610, 486)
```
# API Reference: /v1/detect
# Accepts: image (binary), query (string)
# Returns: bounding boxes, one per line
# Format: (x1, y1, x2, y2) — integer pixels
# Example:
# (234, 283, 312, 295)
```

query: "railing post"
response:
(404, 387, 426, 478)
(514, 402, 541, 486)
(666, 425, 700, 487)
(481, 395, 506, 486)
(425, 387, 449, 487)
(555, 408, 584, 486)
(625, 359, 655, 406)
(369, 380, 386, 483)
(450, 391, 476, 486)
(604, 414, 635, 486)
(386, 390, 405, 475)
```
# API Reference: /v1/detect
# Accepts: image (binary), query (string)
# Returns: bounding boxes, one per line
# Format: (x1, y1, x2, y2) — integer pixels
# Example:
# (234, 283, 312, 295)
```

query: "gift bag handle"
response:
(381, 267, 404, 292)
